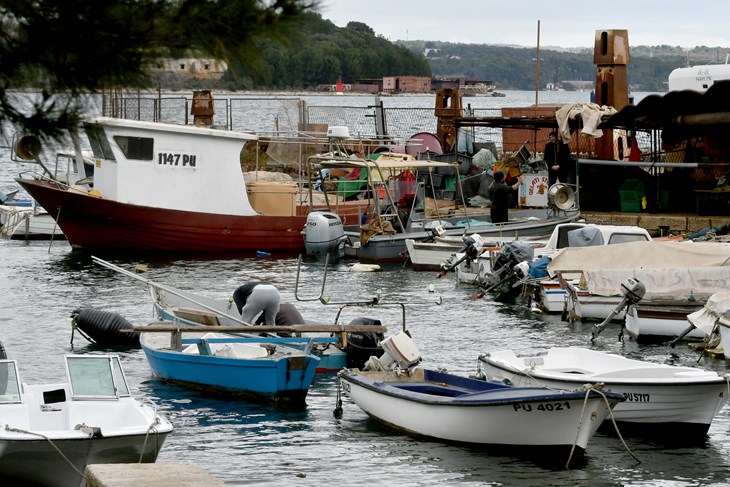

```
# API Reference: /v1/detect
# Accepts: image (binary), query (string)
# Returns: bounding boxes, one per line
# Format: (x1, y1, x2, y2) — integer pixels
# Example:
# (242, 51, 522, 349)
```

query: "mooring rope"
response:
(4, 424, 89, 480)
(138, 422, 161, 463)
(566, 384, 640, 469)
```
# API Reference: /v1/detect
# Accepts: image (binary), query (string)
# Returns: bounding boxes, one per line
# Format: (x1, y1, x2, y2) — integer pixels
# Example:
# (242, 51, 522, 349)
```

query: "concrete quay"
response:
(580, 211, 730, 237)
(85, 463, 225, 487)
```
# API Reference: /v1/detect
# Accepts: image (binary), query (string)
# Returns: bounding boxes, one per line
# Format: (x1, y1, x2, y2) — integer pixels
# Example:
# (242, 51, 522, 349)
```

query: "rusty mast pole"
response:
(535, 20, 541, 111)
(534, 20, 541, 152)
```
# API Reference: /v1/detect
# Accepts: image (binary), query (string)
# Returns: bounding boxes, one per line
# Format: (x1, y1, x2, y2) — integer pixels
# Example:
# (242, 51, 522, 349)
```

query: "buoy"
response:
(428, 284, 435, 293)
(71, 308, 139, 346)
(0, 340, 6, 359)
(531, 307, 543, 315)
(349, 263, 381, 272)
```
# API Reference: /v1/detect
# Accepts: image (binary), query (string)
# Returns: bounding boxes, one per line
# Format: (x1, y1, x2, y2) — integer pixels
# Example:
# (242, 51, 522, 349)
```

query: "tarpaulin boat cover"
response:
(547, 241, 730, 296)
(567, 226, 605, 247)
(548, 241, 730, 276)
(687, 290, 730, 334)
(575, 267, 730, 297)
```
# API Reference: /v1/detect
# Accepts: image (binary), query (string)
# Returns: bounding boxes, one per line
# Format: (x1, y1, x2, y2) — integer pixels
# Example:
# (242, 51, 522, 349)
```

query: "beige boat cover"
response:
(576, 267, 730, 297)
(548, 241, 730, 275)
(547, 241, 730, 296)
(687, 290, 730, 334)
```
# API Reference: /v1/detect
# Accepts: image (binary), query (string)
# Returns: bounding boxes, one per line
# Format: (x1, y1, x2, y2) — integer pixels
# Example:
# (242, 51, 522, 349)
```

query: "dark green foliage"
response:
(227, 13, 431, 89)
(401, 40, 726, 92)
(0, 0, 315, 140)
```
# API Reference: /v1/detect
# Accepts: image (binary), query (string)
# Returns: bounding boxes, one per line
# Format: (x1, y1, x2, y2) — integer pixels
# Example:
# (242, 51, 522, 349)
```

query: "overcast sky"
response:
(318, 1, 729, 49)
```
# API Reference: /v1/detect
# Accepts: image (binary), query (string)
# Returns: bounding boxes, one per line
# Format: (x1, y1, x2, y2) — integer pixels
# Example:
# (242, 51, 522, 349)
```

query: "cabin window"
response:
(0, 360, 21, 403)
(608, 233, 650, 244)
(114, 136, 154, 160)
(84, 123, 116, 161)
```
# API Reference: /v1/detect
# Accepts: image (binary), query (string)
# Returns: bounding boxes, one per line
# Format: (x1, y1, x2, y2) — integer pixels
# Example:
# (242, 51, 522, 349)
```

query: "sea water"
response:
(2, 91, 730, 486)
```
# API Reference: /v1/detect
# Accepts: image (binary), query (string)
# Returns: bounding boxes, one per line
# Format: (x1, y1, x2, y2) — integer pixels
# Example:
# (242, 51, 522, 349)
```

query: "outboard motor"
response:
(302, 211, 346, 261)
(486, 242, 535, 303)
(440, 233, 485, 274)
(363, 331, 422, 372)
(344, 317, 385, 368)
(487, 242, 534, 286)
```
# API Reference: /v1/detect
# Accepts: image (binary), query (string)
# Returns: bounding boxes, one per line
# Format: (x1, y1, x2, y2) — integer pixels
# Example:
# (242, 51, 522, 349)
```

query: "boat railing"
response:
(293, 254, 441, 332)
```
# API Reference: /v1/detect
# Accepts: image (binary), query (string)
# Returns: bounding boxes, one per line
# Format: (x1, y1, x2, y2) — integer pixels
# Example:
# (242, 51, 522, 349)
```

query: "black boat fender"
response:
(70, 308, 139, 347)
(0, 340, 6, 359)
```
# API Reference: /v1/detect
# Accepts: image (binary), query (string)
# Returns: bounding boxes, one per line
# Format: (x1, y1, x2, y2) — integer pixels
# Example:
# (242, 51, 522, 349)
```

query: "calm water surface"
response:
(1, 91, 729, 486)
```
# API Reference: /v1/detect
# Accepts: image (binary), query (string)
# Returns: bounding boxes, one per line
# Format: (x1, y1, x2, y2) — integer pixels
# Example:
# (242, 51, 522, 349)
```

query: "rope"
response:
(4, 424, 89, 480)
(138, 422, 161, 463)
(333, 376, 343, 418)
(476, 357, 640, 468)
(566, 384, 640, 469)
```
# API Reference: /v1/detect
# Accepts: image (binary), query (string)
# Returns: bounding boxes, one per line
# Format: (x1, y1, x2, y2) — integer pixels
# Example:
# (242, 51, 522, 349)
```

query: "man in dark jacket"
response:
(544, 130, 571, 187)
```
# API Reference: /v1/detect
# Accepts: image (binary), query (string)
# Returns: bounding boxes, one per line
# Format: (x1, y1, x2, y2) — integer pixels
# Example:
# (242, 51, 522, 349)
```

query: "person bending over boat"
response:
(488, 171, 522, 223)
(254, 302, 304, 337)
(233, 282, 281, 325)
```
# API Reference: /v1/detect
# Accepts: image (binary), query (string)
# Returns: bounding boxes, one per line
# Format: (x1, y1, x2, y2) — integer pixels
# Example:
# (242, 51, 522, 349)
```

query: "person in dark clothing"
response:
(232, 282, 280, 325)
(544, 130, 571, 187)
(255, 302, 304, 337)
(488, 171, 523, 224)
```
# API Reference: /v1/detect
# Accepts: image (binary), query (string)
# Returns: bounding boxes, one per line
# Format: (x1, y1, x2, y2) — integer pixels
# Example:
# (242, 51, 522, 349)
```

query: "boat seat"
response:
(174, 307, 221, 326)
(212, 343, 269, 359)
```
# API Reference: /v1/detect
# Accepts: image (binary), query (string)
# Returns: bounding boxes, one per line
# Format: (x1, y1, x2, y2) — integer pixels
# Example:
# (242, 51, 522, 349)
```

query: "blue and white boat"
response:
(338, 332, 623, 458)
(140, 327, 322, 403)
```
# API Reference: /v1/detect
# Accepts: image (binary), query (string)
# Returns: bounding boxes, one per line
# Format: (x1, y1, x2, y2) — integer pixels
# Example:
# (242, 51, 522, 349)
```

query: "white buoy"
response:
(350, 263, 381, 272)
(428, 284, 435, 293)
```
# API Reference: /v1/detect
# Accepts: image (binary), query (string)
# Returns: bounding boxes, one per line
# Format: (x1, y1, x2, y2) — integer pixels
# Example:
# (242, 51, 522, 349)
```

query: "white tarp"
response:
(687, 290, 730, 335)
(548, 241, 730, 276)
(554, 103, 618, 143)
(578, 267, 730, 297)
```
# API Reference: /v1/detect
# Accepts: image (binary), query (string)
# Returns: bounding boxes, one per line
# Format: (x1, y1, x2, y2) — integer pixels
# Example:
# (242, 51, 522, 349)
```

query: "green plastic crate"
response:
(620, 198, 642, 213)
(619, 179, 645, 201)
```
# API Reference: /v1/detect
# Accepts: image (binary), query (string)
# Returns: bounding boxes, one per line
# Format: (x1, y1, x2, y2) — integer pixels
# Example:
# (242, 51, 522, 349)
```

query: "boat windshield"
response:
(66, 355, 130, 400)
(0, 360, 22, 403)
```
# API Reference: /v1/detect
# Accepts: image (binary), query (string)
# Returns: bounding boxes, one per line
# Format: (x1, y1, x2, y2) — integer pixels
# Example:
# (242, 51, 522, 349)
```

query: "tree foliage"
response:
(0, 0, 316, 139)
(402, 40, 722, 92)
(222, 13, 431, 90)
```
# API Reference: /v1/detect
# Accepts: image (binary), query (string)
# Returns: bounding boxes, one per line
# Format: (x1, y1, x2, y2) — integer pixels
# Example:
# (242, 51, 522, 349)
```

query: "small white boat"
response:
(624, 301, 707, 342)
(555, 241, 730, 322)
(339, 332, 623, 460)
(0, 354, 172, 487)
(479, 347, 729, 442)
(0, 199, 65, 240)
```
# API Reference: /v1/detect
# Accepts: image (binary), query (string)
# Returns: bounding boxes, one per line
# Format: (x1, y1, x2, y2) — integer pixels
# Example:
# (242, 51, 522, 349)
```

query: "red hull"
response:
(18, 179, 307, 253)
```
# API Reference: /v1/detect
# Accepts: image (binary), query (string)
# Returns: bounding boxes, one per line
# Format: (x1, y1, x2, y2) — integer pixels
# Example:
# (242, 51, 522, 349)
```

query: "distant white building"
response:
(155, 58, 228, 80)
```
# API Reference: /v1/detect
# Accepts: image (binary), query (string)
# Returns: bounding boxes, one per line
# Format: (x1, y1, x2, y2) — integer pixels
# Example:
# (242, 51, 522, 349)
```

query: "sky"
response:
(318, 1, 729, 49)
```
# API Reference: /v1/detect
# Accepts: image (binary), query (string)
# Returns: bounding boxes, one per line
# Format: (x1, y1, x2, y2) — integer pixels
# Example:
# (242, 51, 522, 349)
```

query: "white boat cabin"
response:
(83, 116, 260, 216)
(668, 63, 730, 92)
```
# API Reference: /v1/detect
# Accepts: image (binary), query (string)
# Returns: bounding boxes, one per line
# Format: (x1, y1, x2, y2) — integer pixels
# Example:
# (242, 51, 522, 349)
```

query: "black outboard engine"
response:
(486, 242, 535, 303)
(345, 317, 385, 368)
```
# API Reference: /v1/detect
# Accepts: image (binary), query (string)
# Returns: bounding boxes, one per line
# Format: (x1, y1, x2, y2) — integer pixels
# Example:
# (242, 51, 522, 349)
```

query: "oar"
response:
(667, 323, 698, 348)
(91, 256, 252, 327)
(472, 270, 519, 300)
(437, 251, 470, 278)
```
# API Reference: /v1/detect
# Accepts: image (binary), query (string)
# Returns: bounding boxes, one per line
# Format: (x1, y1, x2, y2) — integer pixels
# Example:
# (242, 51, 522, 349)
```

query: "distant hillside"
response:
(398, 41, 730, 92)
